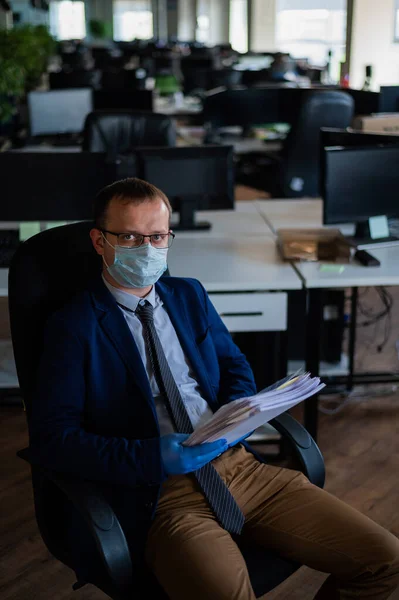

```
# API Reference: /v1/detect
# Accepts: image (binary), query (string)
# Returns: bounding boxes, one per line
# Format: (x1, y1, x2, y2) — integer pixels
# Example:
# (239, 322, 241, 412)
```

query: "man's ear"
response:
(90, 228, 105, 256)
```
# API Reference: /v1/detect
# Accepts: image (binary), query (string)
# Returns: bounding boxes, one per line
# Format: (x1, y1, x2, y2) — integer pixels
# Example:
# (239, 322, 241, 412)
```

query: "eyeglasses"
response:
(102, 229, 175, 249)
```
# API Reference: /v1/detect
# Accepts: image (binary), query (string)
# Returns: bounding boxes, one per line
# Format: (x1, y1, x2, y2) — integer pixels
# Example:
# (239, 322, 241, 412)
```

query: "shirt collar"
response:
(102, 275, 157, 312)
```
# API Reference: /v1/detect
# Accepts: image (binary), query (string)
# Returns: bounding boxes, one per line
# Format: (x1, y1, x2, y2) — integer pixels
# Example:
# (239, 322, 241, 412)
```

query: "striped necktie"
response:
(134, 300, 245, 535)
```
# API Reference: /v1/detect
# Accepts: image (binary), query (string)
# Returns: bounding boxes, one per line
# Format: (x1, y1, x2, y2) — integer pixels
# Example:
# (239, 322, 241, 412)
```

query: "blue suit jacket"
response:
(29, 275, 257, 577)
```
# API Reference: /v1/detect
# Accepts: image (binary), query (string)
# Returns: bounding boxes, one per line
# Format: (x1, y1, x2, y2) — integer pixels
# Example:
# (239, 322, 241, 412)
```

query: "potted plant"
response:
(0, 24, 55, 127)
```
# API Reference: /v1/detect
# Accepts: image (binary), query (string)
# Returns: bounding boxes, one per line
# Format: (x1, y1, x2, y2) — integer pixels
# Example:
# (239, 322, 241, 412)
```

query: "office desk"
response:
(12, 145, 81, 153)
(154, 96, 203, 116)
(168, 236, 300, 292)
(255, 199, 323, 232)
(256, 198, 399, 440)
(170, 203, 274, 238)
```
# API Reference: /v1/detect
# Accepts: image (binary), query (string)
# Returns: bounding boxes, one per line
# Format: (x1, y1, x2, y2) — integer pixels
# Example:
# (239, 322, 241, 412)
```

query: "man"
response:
(30, 178, 399, 600)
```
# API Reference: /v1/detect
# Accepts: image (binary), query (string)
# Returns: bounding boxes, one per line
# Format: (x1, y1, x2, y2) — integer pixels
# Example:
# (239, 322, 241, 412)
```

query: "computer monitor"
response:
(340, 89, 380, 116)
(28, 88, 93, 137)
(322, 145, 399, 244)
(321, 127, 399, 149)
(379, 86, 399, 113)
(203, 88, 281, 132)
(138, 146, 234, 231)
(93, 89, 153, 111)
(1, 152, 126, 221)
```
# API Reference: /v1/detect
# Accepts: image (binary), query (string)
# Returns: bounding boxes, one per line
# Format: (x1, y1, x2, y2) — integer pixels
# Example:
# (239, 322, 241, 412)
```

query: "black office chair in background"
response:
(10, 222, 325, 599)
(82, 110, 176, 154)
(236, 90, 355, 197)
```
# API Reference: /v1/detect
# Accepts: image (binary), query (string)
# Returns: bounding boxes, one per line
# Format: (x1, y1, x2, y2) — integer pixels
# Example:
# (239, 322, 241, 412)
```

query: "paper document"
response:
(183, 372, 325, 446)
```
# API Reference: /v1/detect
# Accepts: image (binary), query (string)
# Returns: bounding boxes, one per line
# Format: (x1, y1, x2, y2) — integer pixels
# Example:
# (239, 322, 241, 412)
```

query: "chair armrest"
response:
(269, 413, 325, 488)
(17, 448, 133, 592)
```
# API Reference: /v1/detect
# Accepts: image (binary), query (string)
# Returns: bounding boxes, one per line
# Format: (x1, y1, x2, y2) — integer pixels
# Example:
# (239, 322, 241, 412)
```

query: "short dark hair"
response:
(93, 177, 172, 229)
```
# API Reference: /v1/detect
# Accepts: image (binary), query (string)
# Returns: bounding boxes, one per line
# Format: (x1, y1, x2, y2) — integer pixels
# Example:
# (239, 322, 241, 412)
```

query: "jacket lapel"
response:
(89, 277, 155, 412)
(156, 279, 218, 412)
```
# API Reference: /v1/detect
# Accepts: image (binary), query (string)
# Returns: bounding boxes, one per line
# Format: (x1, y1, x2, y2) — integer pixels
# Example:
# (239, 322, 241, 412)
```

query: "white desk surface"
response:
(256, 198, 399, 289)
(255, 198, 323, 232)
(293, 245, 399, 289)
(171, 202, 274, 238)
(168, 236, 302, 291)
(12, 145, 81, 153)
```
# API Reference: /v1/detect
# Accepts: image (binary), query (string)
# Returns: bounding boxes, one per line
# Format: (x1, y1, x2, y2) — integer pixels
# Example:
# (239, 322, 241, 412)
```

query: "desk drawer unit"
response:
(208, 292, 287, 333)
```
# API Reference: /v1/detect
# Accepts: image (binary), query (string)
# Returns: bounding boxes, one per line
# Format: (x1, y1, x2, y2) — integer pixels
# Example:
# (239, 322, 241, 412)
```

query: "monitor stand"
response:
(172, 197, 211, 232)
(347, 219, 399, 248)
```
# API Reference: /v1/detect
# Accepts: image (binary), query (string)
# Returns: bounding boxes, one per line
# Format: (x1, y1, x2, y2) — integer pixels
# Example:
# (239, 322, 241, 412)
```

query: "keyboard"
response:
(0, 230, 20, 268)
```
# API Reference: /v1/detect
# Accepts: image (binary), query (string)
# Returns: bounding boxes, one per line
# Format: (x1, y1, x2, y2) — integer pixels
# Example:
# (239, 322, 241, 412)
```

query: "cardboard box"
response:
(277, 228, 351, 263)
(352, 114, 399, 135)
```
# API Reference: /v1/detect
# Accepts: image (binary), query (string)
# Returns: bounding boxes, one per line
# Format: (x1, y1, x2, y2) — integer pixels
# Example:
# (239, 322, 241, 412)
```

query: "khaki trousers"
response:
(145, 445, 399, 600)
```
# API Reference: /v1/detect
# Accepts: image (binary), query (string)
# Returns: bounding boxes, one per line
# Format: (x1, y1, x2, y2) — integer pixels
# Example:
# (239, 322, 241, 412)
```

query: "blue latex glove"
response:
(160, 434, 228, 475)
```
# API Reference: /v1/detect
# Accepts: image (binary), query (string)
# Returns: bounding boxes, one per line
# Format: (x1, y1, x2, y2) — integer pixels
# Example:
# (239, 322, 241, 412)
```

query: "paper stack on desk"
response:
(184, 372, 325, 447)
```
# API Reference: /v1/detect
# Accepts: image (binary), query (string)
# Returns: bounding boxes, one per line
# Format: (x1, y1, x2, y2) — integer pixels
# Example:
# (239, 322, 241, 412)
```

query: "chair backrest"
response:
(8, 222, 101, 418)
(82, 110, 176, 153)
(280, 90, 355, 197)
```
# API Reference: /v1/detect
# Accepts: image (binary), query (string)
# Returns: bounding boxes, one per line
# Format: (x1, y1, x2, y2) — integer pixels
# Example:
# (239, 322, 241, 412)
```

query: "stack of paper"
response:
(184, 372, 325, 446)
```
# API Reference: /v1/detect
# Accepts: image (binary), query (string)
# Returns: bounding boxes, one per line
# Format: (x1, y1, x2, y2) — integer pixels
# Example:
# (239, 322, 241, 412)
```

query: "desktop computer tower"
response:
(287, 290, 345, 364)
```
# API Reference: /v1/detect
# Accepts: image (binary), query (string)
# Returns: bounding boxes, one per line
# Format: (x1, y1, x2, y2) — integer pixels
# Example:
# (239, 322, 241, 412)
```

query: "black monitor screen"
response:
(322, 145, 399, 224)
(138, 146, 234, 210)
(340, 89, 380, 116)
(203, 88, 281, 129)
(1, 152, 122, 221)
(321, 127, 399, 148)
(93, 89, 153, 111)
(28, 88, 93, 136)
(379, 86, 399, 113)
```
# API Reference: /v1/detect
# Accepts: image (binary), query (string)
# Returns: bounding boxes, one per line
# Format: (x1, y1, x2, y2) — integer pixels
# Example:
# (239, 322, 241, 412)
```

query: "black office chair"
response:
(236, 90, 355, 197)
(9, 222, 325, 599)
(82, 110, 176, 154)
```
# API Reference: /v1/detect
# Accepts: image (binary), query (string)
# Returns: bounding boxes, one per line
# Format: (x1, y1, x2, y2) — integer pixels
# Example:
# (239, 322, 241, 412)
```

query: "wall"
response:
(208, 0, 230, 45)
(250, 0, 277, 51)
(167, 0, 178, 38)
(350, 0, 399, 89)
(177, 0, 196, 40)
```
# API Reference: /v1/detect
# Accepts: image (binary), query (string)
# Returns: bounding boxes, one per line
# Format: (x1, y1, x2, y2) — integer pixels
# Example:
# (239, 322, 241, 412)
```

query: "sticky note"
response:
(318, 264, 346, 274)
(369, 215, 389, 240)
(19, 222, 41, 241)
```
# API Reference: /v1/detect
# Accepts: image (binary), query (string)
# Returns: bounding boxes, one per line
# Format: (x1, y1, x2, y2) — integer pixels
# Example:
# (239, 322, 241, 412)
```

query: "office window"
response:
(229, 0, 248, 53)
(49, 1, 86, 40)
(113, 0, 153, 42)
(276, 0, 346, 80)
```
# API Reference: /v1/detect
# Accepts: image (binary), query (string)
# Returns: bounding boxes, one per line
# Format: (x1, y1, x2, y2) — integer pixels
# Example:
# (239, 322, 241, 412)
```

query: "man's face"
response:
(90, 196, 170, 274)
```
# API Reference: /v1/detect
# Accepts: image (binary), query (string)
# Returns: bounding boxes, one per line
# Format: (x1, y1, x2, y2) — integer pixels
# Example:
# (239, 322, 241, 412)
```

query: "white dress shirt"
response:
(102, 276, 214, 435)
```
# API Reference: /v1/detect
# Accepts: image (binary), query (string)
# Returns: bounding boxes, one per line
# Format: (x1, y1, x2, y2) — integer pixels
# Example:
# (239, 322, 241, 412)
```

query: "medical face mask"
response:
(102, 234, 168, 288)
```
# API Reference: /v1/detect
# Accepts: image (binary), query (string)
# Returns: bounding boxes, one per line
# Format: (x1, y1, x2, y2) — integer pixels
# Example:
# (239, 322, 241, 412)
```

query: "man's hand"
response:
(160, 434, 228, 475)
